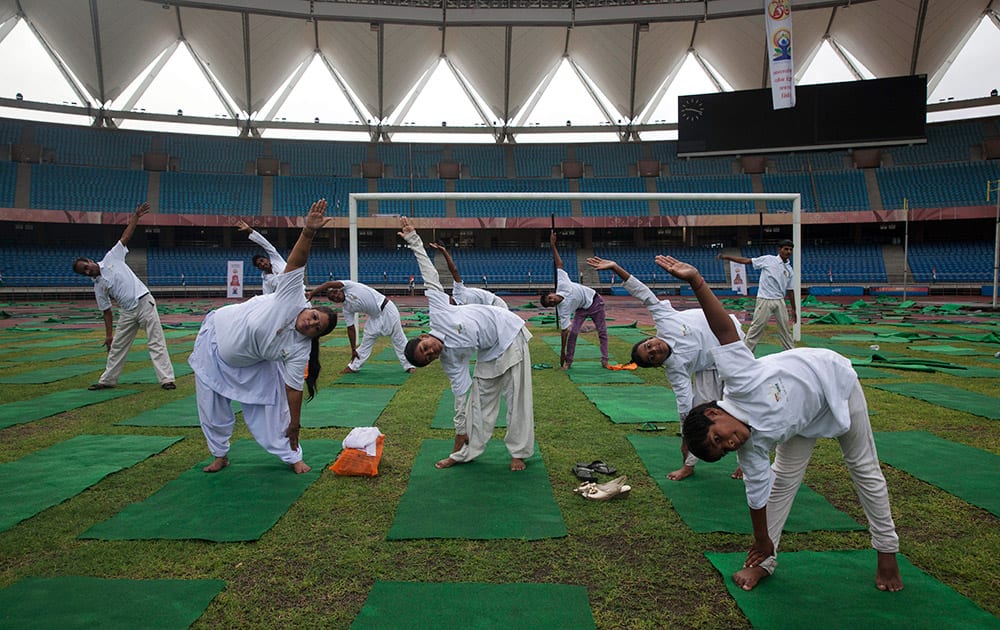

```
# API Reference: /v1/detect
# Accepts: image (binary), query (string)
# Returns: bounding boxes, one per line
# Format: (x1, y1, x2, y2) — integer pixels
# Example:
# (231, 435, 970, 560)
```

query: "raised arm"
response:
(306, 280, 344, 301)
(284, 199, 328, 273)
(655, 255, 739, 345)
(549, 230, 564, 270)
(586, 256, 630, 282)
(429, 242, 462, 283)
(717, 252, 752, 265)
(398, 216, 443, 291)
(119, 202, 150, 247)
(237, 219, 282, 262)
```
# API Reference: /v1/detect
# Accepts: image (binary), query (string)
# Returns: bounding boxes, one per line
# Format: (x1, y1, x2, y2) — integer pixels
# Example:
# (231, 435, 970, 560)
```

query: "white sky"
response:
(0, 13, 997, 142)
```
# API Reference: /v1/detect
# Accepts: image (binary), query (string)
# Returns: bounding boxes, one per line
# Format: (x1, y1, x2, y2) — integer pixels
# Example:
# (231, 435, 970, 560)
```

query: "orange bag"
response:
(329, 434, 385, 477)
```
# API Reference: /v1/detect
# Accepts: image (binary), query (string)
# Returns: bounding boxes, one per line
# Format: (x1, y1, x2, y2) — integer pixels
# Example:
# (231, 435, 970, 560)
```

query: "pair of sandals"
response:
(573, 475, 631, 501)
(572, 460, 617, 483)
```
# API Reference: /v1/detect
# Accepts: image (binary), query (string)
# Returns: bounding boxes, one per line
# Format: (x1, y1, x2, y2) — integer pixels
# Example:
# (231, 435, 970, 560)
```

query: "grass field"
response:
(0, 297, 998, 628)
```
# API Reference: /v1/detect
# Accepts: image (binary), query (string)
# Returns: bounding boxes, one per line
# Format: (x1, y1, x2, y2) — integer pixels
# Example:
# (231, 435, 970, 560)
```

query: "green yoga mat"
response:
(0, 362, 103, 384)
(80, 439, 340, 541)
(0, 388, 138, 430)
(753, 343, 785, 358)
(6, 347, 103, 363)
(372, 345, 407, 362)
(351, 582, 595, 629)
(336, 363, 412, 385)
(627, 435, 865, 534)
(322, 336, 351, 347)
(870, 383, 1000, 420)
(0, 577, 226, 630)
(0, 435, 182, 532)
(430, 389, 507, 429)
(301, 387, 397, 427)
(119, 362, 193, 384)
(851, 366, 900, 380)
(705, 550, 999, 630)
(116, 395, 203, 427)
(127, 341, 195, 362)
(542, 335, 603, 359)
(566, 362, 642, 384)
(580, 385, 679, 424)
(387, 439, 566, 540)
(907, 344, 986, 356)
(608, 327, 653, 344)
(875, 431, 1000, 517)
(11, 338, 90, 349)
(799, 334, 872, 357)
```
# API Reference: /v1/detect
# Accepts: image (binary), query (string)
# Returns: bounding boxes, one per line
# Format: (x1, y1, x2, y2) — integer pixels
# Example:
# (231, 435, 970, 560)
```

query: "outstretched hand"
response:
(549, 230, 557, 245)
(428, 241, 446, 252)
(398, 216, 415, 239)
(234, 219, 251, 233)
(132, 202, 150, 221)
(304, 199, 328, 231)
(586, 256, 616, 271)
(655, 255, 699, 281)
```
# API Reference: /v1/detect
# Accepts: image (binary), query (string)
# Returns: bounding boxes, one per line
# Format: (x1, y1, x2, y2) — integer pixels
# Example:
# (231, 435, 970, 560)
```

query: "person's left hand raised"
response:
(304, 199, 328, 231)
(133, 201, 150, 220)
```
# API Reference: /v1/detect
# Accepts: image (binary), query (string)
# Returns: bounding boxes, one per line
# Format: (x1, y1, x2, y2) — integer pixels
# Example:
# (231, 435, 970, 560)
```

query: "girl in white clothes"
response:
(189, 200, 338, 474)
(656, 254, 903, 594)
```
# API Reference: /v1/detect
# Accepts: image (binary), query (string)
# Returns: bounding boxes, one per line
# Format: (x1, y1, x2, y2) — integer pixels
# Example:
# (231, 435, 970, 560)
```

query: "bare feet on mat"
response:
(435, 457, 457, 469)
(510, 458, 526, 471)
(339, 367, 356, 374)
(731, 467, 744, 479)
(667, 465, 694, 481)
(291, 460, 311, 474)
(876, 552, 904, 592)
(203, 456, 229, 473)
(452, 434, 469, 452)
(732, 566, 769, 591)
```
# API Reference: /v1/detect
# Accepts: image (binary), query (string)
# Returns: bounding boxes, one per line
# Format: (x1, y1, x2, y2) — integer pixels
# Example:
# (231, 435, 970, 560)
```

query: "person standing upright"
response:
(717, 239, 797, 352)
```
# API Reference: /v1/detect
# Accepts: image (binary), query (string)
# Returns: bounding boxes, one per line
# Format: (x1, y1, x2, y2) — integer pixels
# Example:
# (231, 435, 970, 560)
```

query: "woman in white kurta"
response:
(189, 200, 337, 474)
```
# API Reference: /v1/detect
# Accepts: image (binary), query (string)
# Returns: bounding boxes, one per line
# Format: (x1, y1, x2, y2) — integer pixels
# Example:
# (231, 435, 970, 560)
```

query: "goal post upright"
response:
(349, 191, 802, 341)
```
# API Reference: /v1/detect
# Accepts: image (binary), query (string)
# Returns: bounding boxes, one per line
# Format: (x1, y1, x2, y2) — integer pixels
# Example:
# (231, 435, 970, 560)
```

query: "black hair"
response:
(404, 336, 432, 367)
(72, 257, 90, 273)
(682, 401, 724, 462)
(630, 337, 666, 368)
(303, 307, 338, 401)
(252, 254, 268, 266)
(778, 239, 794, 248)
(539, 292, 554, 307)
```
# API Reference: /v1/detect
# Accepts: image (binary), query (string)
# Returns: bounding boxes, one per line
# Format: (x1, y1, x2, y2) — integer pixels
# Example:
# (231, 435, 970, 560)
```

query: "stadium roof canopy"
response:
(0, 0, 997, 141)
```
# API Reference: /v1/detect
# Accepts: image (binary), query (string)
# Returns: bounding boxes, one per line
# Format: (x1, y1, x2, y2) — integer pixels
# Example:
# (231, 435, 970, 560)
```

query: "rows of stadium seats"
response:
(0, 245, 105, 286)
(437, 247, 578, 285)
(907, 241, 993, 282)
(591, 246, 729, 284)
(160, 135, 264, 174)
(890, 122, 984, 165)
(33, 126, 153, 169)
(376, 178, 446, 217)
(876, 161, 1000, 209)
(270, 140, 366, 177)
(158, 172, 262, 215)
(454, 178, 572, 217)
(798, 243, 887, 283)
(574, 143, 642, 177)
(450, 144, 506, 178)
(29, 164, 149, 213)
(655, 175, 756, 215)
(0, 161, 16, 207)
(272, 176, 366, 216)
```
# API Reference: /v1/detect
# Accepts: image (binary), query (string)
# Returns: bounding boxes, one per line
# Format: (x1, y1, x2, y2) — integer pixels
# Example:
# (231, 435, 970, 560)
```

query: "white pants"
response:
(346, 301, 414, 372)
(758, 382, 899, 574)
(683, 369, 725, 468)
(195, 374, 303, 465)
(744, 297, 793, 352)
(450, 329, 535, 463)
(99, 294, 174, 386)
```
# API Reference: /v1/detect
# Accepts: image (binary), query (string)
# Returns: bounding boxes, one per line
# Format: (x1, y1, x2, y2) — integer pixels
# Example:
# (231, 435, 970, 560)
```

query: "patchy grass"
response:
(0, 311, 998, 628)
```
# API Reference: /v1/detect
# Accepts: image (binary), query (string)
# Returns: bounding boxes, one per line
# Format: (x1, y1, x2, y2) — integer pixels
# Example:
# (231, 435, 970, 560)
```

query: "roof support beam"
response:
(567, 57, 622, 139)
(88, 0, 106, 109)
(910, 0, 930, 75)
(112, 40, 181, 128)
(20, 12, 93, 115)
(241, 12, 253, 128)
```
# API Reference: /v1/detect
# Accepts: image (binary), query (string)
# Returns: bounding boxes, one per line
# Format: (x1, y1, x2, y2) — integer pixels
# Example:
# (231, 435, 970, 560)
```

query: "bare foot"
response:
(203, 456, 229, 473)
(601, 360, 609, 368)
(406, 368, 416, 373)
(667, 465, 695, 481)
(510, 458, 526, 471)
(561, 365, 571, 371)
(731, 467, 744, 479)
(339, 367, 357, 375)
(732, 566, 769, 591)
(452, 434, 469, 452)
(876, 552, 904, 592)
(435, 457, 457, 469)
(291, 460, 311, 474)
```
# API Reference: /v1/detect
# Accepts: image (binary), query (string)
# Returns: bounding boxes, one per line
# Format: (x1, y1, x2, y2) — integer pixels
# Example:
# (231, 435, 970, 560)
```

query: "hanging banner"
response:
(227, 261, 244, 299)
(730, 262, 748, 296)
(765, 0, 796, 109)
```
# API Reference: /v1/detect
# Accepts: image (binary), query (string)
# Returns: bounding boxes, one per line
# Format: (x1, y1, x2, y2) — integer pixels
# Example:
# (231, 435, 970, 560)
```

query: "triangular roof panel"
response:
(95, 0, 178, 103)
(246, 14, 315, 115)
(633, 22, 696, 118)
(320, 21, 379, 119)
(569, 23, 634, 119)
(445, 26, 506, 123)
(20, 0, 97, 99)
(178, 6, 246, 112)
(381, 24, 442, 121)
(508, 27, 566, 122)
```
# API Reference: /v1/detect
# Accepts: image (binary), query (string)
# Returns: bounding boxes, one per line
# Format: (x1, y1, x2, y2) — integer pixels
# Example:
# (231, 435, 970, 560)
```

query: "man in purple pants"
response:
(540, 230, 609, 369)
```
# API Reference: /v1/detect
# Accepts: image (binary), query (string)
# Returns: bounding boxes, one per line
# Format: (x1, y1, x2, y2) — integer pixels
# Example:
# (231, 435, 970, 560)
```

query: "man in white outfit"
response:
(657, 254, 903, 594)
(73, 202, 175, 391)
(236, 220, 286, 295)
(428, 241, 509, 308)
(717, 240, 796, 352)
(586, 256, 744, 481)
(306, 280, 415, 374)
(399, 216, 535, 472)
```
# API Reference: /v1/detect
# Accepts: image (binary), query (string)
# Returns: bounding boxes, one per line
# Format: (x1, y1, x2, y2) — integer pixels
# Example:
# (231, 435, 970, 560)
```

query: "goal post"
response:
(349, 192, 803, 341)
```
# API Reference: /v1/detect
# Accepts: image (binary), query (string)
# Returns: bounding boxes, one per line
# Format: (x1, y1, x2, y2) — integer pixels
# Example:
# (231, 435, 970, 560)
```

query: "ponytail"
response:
(304, 337, 321, 401)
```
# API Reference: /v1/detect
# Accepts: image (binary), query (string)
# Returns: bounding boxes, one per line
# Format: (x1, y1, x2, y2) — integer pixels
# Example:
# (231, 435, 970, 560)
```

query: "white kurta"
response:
(248, 229, 288, 295)
(453, 281, 508, 308)
(554, 268, 595, 330)
(339, 280, 413, 372)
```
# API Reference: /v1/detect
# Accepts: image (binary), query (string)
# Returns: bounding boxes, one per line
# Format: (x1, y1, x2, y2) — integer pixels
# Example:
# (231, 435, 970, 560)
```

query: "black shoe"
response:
(161, 382, 176, 390)
(88, 383, 114, 391)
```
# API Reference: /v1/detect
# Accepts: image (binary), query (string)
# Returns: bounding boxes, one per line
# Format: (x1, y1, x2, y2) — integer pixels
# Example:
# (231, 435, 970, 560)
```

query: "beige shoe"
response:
(576, 475, 631, 500)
